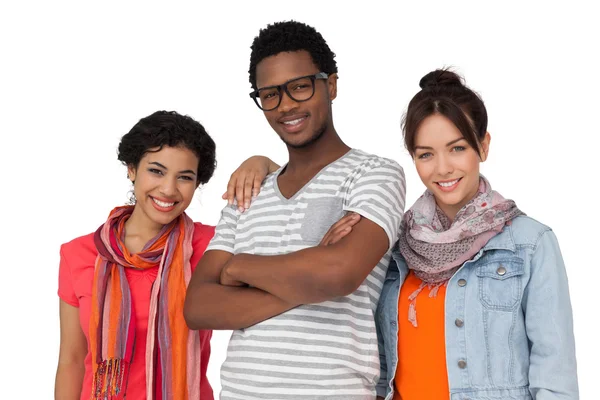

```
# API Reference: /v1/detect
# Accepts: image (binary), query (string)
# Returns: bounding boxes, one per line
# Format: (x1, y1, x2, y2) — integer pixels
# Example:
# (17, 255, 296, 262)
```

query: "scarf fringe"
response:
(407, 281, 447, 328)
(92, 359, 129, 400)
(408, 301, 418, 328)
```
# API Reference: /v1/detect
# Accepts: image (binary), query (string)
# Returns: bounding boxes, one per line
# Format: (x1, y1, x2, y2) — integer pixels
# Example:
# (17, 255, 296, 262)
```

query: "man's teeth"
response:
(283, 118, 304, 125)
(438, 179, 459, 187)
(152, 198, 175, 207)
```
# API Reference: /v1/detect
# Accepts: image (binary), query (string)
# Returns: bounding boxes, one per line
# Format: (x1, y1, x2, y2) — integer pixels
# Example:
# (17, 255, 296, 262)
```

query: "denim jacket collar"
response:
(481, 222, 517, 253)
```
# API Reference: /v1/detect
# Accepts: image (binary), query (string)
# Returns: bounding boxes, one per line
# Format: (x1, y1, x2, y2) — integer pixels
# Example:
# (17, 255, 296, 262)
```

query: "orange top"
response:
(393, 271, 449, 400)
(58, 222, 215, 400)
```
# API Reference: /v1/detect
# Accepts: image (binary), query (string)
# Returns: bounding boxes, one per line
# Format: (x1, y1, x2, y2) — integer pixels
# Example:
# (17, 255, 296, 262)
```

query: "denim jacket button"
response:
(455, 318, 464, 327)
(458, 360, 467, 369)
(457, 279, 467, 287)
(497, 265, 507, 276)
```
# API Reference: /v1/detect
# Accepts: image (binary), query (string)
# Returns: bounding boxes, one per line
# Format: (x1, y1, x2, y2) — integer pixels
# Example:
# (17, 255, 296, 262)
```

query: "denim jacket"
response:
(375, 216, 578, 400)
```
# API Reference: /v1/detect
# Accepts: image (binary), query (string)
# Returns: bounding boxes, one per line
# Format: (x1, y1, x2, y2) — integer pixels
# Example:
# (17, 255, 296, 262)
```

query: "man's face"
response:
(255, 50, 337, 149)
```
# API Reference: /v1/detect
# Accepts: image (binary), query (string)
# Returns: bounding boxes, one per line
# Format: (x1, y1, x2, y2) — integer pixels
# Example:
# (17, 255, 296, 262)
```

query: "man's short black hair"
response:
(249, 20, 338, 89)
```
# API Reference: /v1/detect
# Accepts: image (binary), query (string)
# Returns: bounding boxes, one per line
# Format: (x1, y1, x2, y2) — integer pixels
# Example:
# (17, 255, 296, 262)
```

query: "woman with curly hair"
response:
(54, 111, 217, 400)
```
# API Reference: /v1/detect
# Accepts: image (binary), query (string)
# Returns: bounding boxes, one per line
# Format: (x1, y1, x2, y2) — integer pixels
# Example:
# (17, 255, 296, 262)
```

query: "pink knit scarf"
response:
(398, 176, 523, 326)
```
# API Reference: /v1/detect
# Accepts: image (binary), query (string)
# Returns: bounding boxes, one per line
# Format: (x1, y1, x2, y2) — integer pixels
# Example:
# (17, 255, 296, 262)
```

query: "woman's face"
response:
(128, 145, 199, 229)
(413, 114, 490, 220)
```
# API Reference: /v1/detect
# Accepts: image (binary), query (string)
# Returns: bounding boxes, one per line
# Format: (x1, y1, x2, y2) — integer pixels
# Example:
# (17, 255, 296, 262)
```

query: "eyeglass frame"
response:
(249, 72, 330, 111)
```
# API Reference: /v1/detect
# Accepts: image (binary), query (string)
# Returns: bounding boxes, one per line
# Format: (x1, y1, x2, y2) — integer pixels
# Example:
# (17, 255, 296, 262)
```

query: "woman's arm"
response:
(55, 300, 87, 400)
(199, 330, 214, 399)
(523, 230, 579, 399)
(222, 156, 280, 212)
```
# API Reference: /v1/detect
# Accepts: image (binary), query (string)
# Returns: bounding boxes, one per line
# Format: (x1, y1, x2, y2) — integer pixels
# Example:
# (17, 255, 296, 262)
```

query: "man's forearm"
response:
(184, 282, 297, 330)
(223, 248, 353, 304)
(223, 219, 390, 305)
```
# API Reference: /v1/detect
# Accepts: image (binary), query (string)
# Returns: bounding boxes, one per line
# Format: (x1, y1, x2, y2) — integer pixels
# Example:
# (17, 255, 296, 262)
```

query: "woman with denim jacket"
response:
(373, 69, 578, 400)
(222, 69, 578, 399)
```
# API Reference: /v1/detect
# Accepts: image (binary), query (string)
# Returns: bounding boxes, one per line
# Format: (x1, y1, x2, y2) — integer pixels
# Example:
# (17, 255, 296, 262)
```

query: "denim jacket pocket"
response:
(476, 259, 525, 311)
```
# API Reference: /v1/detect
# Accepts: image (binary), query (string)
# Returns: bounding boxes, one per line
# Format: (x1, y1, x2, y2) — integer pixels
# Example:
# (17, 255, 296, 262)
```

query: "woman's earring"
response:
(127, 181, 136, 205)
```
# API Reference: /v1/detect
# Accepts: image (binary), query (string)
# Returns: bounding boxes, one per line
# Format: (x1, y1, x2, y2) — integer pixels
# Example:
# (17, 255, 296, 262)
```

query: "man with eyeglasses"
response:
(185, 21, 406, 399)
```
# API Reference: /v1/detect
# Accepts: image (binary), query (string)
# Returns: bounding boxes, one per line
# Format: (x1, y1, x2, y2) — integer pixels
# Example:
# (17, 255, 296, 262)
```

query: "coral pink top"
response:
(58, 222, 215, 400)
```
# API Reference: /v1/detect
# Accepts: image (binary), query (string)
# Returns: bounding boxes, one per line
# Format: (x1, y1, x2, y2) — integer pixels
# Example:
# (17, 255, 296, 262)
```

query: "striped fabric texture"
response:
(208, 149, 406, 399)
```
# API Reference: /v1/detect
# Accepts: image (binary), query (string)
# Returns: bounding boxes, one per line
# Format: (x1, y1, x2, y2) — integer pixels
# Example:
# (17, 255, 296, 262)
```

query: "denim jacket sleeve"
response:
(523, 229, 579, 399)
(375, 310, 388, 398)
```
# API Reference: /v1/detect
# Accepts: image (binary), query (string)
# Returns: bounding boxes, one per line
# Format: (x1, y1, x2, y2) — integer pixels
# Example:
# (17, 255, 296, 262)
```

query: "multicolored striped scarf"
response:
(89, 206, 201, 400)
(398, 176, 523, 326)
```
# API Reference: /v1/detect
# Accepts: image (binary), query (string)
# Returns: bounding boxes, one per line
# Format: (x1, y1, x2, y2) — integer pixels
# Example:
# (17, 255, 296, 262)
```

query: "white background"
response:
(1, 1, 598, 398)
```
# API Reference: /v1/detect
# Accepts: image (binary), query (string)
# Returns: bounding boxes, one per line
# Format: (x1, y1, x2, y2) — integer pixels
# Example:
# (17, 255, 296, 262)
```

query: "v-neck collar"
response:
(273, 149, 355, 201)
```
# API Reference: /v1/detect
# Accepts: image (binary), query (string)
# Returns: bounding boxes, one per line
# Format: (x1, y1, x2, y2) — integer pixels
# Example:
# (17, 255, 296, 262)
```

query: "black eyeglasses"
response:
(249, 72, 329, 111)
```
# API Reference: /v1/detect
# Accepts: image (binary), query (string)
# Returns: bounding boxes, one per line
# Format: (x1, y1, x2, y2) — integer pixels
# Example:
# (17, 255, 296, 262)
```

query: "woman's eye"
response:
(179, 175, 194, 181)
(452, 146, 466, 152)
(149, 168, 163, 175)
(418, 152, 432, 159)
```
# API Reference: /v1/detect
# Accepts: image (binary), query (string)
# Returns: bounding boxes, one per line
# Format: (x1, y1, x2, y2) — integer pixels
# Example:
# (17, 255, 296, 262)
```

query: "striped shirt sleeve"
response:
(343, 158, 406, 248)
(206, 204, 239, 253)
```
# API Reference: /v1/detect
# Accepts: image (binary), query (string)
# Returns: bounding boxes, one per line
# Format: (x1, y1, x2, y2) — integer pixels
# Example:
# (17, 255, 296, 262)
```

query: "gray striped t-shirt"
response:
(207, 149, 406, 399)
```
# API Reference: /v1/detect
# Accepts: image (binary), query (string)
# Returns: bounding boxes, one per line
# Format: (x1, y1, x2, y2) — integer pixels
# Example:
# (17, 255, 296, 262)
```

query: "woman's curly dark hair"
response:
(118, 111, 216, 185)
(249, 20, 338, 89)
